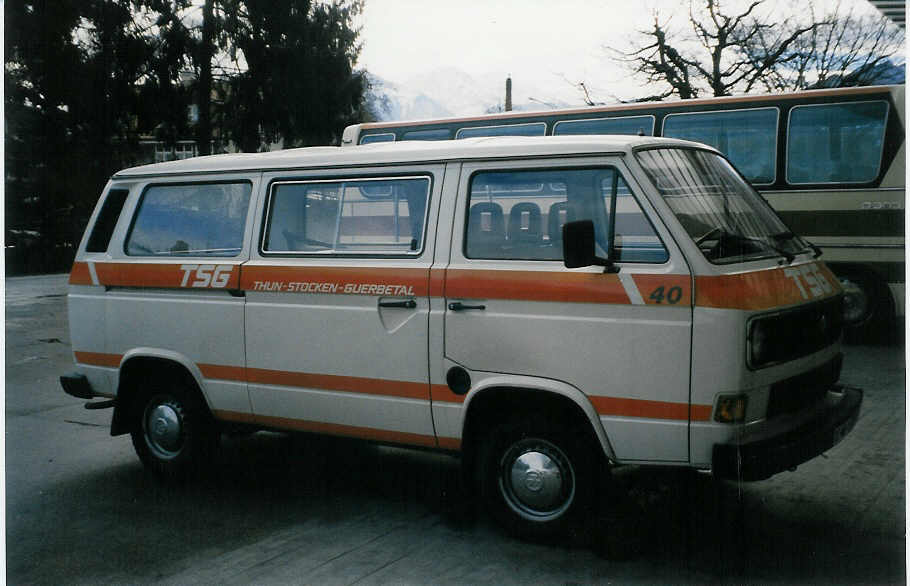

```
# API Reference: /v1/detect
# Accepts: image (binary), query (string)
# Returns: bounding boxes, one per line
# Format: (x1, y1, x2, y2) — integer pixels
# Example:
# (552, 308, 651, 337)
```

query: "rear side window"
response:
(125, 182, 252, 257)
(662, 108, 778, 185)
(263, 176, 431, 255)
(465, 167, 667, 263)
(86, 188, 129, 252)
(786, 101, 888, 184)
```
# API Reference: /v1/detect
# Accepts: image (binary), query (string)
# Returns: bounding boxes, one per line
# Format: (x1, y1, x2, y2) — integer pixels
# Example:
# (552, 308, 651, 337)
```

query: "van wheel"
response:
(478, 418, 594, 540)
(130, 381, 217, 478)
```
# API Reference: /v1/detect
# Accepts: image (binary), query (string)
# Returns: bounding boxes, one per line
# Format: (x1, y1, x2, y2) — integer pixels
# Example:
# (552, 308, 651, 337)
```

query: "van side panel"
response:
(68, 174, 260, 416)
(441, 157, 695, 463)
(239, 166, 445, 446)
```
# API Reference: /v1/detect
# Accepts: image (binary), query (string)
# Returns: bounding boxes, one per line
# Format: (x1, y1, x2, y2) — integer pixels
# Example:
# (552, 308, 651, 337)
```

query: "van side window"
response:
(86, 188, 129, 253)
(662, 107, 778, 185)
(465, 168, 668, 263)
(125, 182, 251, 257)
(263, 176, 430, 255)
(786, 101, 888, 184)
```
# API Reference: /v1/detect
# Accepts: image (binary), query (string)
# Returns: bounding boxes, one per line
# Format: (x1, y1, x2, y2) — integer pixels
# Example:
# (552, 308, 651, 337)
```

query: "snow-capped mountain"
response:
(364, 68, 578, 122)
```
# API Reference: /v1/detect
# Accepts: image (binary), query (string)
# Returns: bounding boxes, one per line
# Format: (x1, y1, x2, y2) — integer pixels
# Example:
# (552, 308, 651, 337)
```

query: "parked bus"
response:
(343, 85, 905, 337)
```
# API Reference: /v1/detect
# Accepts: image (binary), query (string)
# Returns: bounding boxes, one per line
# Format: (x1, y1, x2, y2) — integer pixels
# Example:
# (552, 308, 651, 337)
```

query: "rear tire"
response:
(130, 379, 218, 479)
(478, 417, 595, 540)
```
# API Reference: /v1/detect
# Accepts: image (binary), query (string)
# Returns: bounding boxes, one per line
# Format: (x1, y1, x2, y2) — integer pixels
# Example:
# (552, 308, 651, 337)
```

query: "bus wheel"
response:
(839, 271, 891, 341)
(130, 381, 217, 478)
(478, 418, 594, 540)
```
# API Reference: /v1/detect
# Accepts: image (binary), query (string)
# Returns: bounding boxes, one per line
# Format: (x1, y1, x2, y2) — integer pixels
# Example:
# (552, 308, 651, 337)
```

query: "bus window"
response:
(553, 115, 655, 136)
(360, 133, 396, 145)
(456, 122, 547, 139)
(786, 101, 889, 185)
(662, 108, 778, 185)
(402, 128, 452, 141)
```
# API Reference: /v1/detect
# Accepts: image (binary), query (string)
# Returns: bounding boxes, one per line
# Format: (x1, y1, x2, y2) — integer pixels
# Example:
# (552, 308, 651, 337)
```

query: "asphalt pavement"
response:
(5, 274, 906, 584)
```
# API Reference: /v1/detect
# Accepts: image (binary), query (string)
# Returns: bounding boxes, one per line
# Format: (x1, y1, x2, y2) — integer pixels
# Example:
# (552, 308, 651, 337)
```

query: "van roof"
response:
(113, 135, 713, 178)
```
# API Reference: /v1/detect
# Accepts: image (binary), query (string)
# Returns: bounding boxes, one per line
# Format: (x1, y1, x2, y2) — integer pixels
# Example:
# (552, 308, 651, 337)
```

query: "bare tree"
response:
(748, 5, 905, 91)
(601, 0, 903, 102)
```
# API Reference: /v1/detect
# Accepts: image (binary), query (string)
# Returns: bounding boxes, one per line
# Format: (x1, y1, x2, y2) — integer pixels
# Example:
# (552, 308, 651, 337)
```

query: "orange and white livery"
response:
(61, 135, 861, 538)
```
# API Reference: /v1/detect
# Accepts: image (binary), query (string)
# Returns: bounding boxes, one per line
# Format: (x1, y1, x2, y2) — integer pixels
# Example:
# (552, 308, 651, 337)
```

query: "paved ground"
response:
(5, 274, 906, 584)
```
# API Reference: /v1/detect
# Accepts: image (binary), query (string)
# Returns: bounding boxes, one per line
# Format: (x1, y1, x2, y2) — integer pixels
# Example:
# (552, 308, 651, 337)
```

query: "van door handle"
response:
(379, 299, 417, 309)
(448, 301, 486, 311)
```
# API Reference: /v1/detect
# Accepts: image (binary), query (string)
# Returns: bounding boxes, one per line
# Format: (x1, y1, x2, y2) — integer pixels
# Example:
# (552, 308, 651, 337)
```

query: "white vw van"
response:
(61, 136, 861, 538)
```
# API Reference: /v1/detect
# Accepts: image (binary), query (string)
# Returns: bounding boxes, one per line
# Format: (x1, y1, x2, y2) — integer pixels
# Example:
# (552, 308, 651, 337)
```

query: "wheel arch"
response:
(111, 349, 212, 436)
(459, 375, 615, 479)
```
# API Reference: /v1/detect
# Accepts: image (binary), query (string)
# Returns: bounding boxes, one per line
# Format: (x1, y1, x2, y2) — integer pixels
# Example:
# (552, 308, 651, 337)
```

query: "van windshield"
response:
(636, 147, 809, 264)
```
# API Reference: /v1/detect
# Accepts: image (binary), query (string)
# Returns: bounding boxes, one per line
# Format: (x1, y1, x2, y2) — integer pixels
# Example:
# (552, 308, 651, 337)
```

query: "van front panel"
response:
(441, 156, 695, 463)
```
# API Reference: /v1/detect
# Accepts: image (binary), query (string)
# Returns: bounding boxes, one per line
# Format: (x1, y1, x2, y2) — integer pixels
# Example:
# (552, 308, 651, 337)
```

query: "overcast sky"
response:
(358, 0, 889, 104)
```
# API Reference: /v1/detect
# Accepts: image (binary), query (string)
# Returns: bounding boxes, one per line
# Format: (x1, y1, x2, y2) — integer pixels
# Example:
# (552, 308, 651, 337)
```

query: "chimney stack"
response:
(505, 75, 512, 112)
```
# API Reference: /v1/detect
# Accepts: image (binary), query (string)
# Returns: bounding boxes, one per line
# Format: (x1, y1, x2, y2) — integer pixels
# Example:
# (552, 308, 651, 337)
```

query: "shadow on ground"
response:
(9, 430, 903, 584)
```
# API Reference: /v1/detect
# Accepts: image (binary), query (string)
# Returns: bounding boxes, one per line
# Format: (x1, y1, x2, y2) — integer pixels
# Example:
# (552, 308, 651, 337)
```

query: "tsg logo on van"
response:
(180, 264, 233, 288)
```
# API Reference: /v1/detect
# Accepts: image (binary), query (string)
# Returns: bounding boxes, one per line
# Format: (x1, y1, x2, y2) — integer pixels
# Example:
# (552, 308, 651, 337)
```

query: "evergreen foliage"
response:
(5, 0, 366, 274)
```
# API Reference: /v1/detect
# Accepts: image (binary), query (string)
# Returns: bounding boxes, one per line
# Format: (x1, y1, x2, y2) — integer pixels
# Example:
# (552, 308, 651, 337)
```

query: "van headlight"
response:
(748, 319, 771, 368)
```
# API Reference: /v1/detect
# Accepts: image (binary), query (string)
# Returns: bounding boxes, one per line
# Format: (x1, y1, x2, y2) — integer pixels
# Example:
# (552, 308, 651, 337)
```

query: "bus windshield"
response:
(636, 147, 808, 264)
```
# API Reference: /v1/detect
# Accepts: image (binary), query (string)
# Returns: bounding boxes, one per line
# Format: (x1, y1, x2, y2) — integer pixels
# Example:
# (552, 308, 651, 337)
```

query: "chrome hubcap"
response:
(500, 438, 574, 521)
(144, 398, 183, 459)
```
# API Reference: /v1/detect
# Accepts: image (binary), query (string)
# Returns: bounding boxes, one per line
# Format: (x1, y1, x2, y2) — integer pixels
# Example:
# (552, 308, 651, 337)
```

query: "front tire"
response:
(478, 418, 595, 540)
(130, 381, 217, 478)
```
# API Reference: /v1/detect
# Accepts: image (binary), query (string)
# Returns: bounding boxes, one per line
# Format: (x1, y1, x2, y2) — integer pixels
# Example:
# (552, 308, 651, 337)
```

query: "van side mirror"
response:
(562, 220, 616, 272)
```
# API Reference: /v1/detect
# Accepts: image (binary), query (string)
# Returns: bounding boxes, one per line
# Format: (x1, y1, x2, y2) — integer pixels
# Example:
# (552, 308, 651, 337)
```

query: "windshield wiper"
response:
(697, 227, 795, 263)
(773, 230, 822, 258)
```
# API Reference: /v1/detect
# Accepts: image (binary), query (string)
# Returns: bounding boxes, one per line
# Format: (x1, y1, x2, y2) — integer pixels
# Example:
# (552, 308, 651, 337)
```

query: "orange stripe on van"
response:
(590, 395, 712, 421)
(240, 265, 430, 295)
(429, 268, 446, 297)
(198, 363, 246, 381)
(74, 351, 123, 368)
(214, 410, 439, 448)
(436, 437, 462, 450)
(245, 367, 430, 400)
(73, 352, 712, 423)
(90, 262, 241, 289)
(445, 268, 630, 305)
(69, 261, 93, 285)
(430, 384, 466, 404)
(631, 274, 692, 306)
(695, 263, 840, 310)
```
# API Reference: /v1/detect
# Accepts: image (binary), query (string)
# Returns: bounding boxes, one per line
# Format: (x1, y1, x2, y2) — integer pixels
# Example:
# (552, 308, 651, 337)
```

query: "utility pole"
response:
(196, 0, 215, 155)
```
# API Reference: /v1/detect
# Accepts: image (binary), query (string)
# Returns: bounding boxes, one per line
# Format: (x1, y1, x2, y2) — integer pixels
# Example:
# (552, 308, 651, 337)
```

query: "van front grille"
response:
(748, 295, 843, 368)
(766, 354, 843, 418)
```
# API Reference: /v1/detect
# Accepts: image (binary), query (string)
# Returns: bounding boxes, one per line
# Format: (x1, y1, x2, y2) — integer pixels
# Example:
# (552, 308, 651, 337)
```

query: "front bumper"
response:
(60, 372, 95, 399)
(712, 384, 862, 481)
